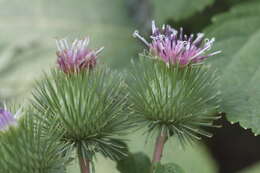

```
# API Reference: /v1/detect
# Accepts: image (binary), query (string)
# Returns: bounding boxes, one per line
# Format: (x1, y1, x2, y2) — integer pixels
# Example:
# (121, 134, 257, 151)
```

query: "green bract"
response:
(31, 67, 131, 161)
(0, 111, 66, 173)
(128, 56, 221, 145)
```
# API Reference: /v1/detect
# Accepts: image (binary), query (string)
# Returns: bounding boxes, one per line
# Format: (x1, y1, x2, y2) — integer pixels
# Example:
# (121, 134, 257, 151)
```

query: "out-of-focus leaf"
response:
(125, 0, 152, 31)
(67, 130, 217, 173)
(116, 152, 151, 173)
(0, 0, 138, 100)
(127, 131, 217, 173)
(67, 154, 120, 173)
(238, 161, 260, 173)
(204, 1, 260, 134)
(152, 0, 214, 22)
(154, 163, 185, 173)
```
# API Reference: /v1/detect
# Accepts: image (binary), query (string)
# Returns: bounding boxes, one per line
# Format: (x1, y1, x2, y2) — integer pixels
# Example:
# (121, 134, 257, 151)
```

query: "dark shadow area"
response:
(168, 0, 248, 33)
(204, 115, 260, 173)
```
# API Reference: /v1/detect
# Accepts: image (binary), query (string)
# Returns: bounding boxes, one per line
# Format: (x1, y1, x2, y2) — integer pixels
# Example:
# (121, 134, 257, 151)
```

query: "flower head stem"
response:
(79, 157, 90, 173)
(152, 130, 168, 164)
(150, 130, 168, 173)
(77, 146, 91, 173)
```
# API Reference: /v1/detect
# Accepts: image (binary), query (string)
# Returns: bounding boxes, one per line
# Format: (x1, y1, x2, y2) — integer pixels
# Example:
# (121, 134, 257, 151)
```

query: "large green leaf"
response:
(205, 1, 260, 134)
(0, 0, 138, 100)
(116, 152, 151, 173)
(238, 161, 260, 173)
(152, 0, 214, 22)
(154, 163, 185, 173)
(127, 131, 217, 173)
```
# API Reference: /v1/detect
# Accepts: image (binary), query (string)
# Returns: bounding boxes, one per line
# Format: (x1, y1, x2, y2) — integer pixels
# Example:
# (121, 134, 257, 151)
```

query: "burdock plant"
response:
(130, 21, 221, 169)
(32, 38, 131, 173)
(0, 106, 66, 173)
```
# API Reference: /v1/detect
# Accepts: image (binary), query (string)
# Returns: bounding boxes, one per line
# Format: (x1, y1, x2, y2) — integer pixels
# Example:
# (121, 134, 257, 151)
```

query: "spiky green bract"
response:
(128, 56, 221, 145)
(31, 67, 131, 162)
(0, 110, 66, 173)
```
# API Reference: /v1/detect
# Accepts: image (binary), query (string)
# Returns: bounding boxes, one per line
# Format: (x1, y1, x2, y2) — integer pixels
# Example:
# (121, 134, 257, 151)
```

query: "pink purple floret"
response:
(133, 21, 221, 66)
(56, 38, 104, 73)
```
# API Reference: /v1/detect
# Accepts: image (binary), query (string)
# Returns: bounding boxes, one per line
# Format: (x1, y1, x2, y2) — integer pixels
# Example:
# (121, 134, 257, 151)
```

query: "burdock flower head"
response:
(133, 21, 221, 66)
(56, 37, 104, 73)
(0, 109, 67, 173)
(0, 106, 19, 131)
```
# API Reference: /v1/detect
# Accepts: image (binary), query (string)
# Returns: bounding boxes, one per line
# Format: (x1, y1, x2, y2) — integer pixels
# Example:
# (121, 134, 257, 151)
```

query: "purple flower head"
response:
(56, 38, 104, 74)
(133, 21, 221, 66)
(0, 108, 17, 131)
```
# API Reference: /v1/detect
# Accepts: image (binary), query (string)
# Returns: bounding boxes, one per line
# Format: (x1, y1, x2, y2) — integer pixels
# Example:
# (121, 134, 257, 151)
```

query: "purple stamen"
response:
(56, 37, 103, 74)
(133, 20, 221, 66)
(133, 30, 150, 47)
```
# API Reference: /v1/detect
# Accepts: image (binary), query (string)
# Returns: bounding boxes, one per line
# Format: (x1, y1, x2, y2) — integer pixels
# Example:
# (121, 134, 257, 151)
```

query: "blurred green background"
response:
(1, 0, 260, 173)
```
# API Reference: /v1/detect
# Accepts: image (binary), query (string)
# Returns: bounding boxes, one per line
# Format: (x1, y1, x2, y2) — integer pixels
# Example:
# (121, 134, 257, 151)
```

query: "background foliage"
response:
(0, 0, 138, 100)
(205, 1, 260, 135)
(1, 0, 260, 173)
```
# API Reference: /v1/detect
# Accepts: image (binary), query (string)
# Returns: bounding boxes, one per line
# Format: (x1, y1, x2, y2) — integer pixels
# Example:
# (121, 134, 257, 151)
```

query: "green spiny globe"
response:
(32, 66, 131, 161)
(128, 57, 221, 145)
(0, 111, 66, 173)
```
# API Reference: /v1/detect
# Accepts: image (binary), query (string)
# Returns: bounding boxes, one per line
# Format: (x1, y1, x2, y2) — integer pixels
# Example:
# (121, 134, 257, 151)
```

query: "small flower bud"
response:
(0, 108, 17, 131)
(56, 38, 104, 73)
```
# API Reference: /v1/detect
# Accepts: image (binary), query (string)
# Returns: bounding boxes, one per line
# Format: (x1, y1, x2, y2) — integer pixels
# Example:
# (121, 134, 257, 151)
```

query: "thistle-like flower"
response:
(133, 21, 221, 66)
(0, 110, 67, 173)
(56, 38, 104, 73)
(32, 66, 131, 172)
(128, 58, 221, 150)
(0, 107, 19, 131)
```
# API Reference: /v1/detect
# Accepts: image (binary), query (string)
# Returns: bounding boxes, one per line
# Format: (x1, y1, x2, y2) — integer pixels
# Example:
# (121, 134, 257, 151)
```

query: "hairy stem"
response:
(77, 146, 90, 173)
(152, 130, 168, 164)
(79, 157, 90, 173)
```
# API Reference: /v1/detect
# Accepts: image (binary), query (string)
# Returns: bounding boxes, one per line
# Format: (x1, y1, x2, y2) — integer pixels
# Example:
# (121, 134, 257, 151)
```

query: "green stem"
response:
(151, 130, 168, 172)
(77, 146, 90, 173)
(79, 157, 90, 173)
